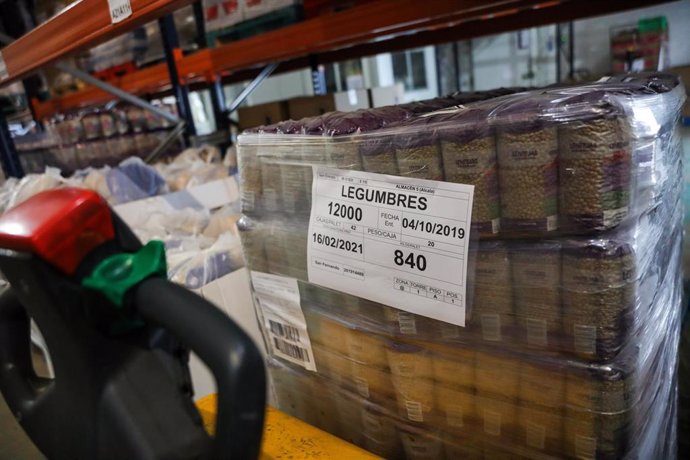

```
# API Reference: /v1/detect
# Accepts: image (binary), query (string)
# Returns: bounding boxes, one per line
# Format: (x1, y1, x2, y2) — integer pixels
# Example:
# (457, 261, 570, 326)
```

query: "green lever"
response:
(83, 240, 167, 307)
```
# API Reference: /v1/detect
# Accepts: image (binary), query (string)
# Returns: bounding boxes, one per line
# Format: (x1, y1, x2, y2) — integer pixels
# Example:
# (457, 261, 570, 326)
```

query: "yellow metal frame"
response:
(196, 395, 380, 459)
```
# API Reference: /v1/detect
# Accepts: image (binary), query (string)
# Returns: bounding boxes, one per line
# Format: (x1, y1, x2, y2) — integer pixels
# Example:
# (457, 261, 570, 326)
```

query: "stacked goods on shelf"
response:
(14, 103, 181, 174)
(0, 146, 241, 290)
(237, 73, 685, 459)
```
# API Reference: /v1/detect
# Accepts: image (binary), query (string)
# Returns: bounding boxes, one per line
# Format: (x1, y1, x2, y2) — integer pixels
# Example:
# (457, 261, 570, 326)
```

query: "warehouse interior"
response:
(0, 0, 689, 459)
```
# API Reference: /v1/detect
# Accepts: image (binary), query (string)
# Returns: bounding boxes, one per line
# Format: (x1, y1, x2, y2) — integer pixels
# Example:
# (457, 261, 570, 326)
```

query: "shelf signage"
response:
(308, 166, 474, 326)
(108, 0, 133, 23)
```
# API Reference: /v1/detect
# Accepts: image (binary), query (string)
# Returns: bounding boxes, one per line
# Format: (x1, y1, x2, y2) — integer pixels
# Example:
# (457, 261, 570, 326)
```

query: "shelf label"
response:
(108, 0, 132, 23)
(251, 271, 316, 371)
(307, 167, 474, 326)
(0, 52, 8, 81)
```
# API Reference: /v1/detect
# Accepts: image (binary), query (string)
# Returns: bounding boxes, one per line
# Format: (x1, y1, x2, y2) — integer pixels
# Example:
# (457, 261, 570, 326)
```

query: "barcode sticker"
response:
(575, 435, 597, 459)
(483, 409, 502, 436)
(0, 51, 8, 81)
(108, 0, 132, 23)
(269, 319, 300, 342)
(546, 215, 558, 232)
(574, 324, 597, 355)
(526, 318, 547, 347)
(525, 421, 546, 449)
(481, 314, 501, 342)
(251, 271, 316, 371)
(446, 404, 464, 427)
(273, 337, 310, 362)
(398, 312, 417, 335)
(405, 400, 424, 422)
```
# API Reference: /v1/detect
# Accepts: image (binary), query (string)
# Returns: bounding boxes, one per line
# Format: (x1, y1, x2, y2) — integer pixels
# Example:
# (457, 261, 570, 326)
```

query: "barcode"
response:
(446, 404, 464, 427)
(405, 400, 424, 422)
(269, 319, 301, 342)
(481, 314, 501, 342)
(398, 312, 417, 335)
(273, 338, 310, 363)
(574, 324, 597, 354)
(526, 318, 547, 347)
(483, 409, 502, 436)
(525, 421, 546, 449)
(575, 435, 597, 459)
(264, 190, 279, 212)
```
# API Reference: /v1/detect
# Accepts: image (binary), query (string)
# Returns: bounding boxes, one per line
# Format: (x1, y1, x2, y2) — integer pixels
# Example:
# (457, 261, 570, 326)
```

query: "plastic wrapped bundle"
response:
(239, 73, 684, 460)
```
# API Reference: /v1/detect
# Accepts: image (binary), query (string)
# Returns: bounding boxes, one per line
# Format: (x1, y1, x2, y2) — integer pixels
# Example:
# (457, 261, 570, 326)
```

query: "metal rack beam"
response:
(0, 0, 195, 85)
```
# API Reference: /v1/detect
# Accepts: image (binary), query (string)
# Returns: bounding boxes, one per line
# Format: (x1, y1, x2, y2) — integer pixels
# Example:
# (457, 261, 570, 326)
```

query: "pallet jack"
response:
(0, 188, 266, 459)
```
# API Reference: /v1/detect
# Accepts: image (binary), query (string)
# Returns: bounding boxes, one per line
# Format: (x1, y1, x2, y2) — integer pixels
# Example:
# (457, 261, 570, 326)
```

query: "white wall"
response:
(224, 68, 313, 108)
(472, 26, 556, 90)
(574, 1, 690, 76)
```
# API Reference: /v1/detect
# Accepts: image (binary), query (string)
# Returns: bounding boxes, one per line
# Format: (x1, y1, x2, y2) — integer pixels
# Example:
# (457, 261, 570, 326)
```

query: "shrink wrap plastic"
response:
(245, 74, 683, 458)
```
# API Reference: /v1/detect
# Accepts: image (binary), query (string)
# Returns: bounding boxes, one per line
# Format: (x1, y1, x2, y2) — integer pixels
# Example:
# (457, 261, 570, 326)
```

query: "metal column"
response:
(0, 114, 24, 178)
(192, 1, 207, 49)
(209, 78, 229, 132)
(310, 56, 326, 96)
(159, 14, 196, 140)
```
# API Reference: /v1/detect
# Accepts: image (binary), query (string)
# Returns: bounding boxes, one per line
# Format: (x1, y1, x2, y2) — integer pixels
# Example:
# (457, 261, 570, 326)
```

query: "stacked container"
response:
(237, 74, 684, 459)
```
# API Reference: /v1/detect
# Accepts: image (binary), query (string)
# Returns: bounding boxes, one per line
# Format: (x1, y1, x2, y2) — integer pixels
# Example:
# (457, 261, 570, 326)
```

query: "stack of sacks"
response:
(237, 73, 684, 459)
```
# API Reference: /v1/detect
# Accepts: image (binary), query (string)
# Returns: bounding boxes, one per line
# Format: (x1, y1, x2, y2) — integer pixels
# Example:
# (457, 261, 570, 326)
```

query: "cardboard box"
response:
(114, 177, 266, 400)
(203, 0, 244, 32)
(188, 268, 266, 399)
(287, 95, 337, 120)
(369, 84, 405, 107)
(238, 100, 289, 130)
(334, 89, 370, 111)
(243, 0, 296, 20)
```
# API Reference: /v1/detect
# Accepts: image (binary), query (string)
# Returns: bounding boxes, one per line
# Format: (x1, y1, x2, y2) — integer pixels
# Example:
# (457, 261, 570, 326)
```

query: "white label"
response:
(251, 271, 316, 371)
(398, 312, 418, 335)
(574, 324, 597, 355)
(547, 215, 558, 232)
(575, 435, 597, 459)
(0, 51, 8, 81)
(308, 167, 474, 326)
(405, 400, 424, 422)
(481, 314, 501, 342)
(108, 0, 132, 23)
(354, 377, 370, 398)
(484, 409, 502, 436)
(603, 207, 628, 227)
(525, 421, 546, 449)
(491, 217, 500, 234)
(526, 318, 547, 347)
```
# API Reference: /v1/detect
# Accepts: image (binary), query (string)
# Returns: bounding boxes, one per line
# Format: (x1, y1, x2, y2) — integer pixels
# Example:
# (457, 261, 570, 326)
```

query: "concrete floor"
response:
(0, 395, 44, 459)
